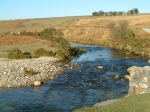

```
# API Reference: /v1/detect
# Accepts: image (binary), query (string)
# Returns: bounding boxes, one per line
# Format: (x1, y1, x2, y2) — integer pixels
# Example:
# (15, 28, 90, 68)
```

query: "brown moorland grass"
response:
(0, 15, 150, 53)
(136, 33, 150, 38)
(62, 15, 150, 42)
(0, 36, 39, 45)
(1, 15, 150, 42)
(0, 16, 91, 33)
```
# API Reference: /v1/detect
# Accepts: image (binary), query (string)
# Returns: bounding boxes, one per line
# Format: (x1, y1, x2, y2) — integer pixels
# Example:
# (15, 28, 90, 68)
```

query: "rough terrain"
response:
(0, 57, 63, 88)
(61, 15, 150, 42)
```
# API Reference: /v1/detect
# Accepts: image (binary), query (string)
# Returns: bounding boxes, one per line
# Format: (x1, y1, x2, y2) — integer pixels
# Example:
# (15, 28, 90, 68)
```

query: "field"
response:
(61, 15, 150, 43)
(0, 16, 91, 33)
(0, 14, 150, 57)
(0, 36, 57, 58)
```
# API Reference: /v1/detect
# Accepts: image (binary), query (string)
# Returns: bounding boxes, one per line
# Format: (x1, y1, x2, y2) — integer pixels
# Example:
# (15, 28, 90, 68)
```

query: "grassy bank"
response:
(0, 42, 57, 58)
(74, 93, 150, 112)
(62, 15, 150, 57)
(0, 34, 58, 58)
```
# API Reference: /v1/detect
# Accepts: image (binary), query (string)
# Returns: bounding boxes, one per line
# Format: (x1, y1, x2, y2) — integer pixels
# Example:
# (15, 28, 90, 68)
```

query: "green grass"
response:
(0, 42, 58, 58)
(74, 93, 150, 112)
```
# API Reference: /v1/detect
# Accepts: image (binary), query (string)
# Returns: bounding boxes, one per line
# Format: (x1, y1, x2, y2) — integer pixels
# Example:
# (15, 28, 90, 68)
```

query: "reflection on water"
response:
(71, 45, 146, 63)
(0, 43, 149, 112)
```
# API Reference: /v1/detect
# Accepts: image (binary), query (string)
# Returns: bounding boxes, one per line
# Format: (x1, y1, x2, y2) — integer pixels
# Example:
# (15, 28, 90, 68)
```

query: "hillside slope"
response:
(0, 15, 150, 56)
(61, 15, 150, 43)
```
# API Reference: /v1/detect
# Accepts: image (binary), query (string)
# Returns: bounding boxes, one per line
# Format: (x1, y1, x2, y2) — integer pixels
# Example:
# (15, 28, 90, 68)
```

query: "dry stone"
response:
(34, 81, 41, 86)
(97, 66, 104, 70)
(0, 57, 64, 88)
(127, 66, 150, 94)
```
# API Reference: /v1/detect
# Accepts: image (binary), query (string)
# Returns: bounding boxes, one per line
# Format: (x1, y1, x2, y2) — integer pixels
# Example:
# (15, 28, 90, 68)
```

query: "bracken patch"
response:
(0, 36, 39, 45)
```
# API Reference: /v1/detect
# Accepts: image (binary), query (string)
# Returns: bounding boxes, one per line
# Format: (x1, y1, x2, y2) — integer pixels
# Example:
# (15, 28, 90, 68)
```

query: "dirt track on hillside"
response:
(142, 28, 150, 34)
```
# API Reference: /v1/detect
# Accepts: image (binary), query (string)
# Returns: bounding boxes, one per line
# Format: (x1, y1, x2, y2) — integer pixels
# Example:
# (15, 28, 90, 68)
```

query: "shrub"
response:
(109, 21, 135, 40)
(8, 48, 31, 59)
(125, 29, 135, 38)
(34, 48, 54, 57)
(24, 68, 36, 76)
(69, 47, 87, 57)
(58, 37, 71, 50)
(38, 28, 63, 39)
(56, 47, 87, 60)
(56, 50, 65, 57)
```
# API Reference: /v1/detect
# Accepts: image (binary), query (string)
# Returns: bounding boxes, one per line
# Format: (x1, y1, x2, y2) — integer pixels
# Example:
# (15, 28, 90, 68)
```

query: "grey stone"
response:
(94, 99, 119, 107)
(128, 66, 150, 94)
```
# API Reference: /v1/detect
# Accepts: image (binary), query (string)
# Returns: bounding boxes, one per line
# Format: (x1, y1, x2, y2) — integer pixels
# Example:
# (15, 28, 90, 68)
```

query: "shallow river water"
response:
(0, 43, 149, 112)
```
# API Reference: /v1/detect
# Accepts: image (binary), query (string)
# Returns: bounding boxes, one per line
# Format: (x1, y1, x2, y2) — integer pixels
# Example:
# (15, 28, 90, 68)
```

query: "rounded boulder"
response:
(34, 81, 41, 87)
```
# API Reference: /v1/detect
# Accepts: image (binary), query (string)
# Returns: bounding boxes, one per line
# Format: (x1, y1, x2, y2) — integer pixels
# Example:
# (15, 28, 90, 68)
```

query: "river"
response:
(0, 43, 149, 112)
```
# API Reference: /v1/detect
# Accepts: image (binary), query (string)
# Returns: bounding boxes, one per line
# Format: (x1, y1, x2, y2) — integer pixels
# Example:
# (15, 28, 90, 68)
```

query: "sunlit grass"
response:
(0, 42, 58, 58)
(74, 93, 150, 112)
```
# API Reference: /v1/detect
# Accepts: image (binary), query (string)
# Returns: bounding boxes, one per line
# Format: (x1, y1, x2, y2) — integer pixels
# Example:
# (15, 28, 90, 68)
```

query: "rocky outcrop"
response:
(127, 66, 150, 94)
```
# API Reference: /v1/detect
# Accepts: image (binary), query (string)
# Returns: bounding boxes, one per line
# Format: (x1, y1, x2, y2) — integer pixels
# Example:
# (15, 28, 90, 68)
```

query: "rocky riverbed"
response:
(0, 57, 64, 88)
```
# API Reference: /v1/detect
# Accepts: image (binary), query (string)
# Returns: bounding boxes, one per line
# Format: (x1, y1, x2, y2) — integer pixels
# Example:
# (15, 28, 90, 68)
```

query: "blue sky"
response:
(0, 0, 150, 20)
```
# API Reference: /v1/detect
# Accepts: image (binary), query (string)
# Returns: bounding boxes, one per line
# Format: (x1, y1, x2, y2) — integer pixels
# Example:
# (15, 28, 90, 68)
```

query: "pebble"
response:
(97, 66, 104, 70)
(0, 57, 63, 88)
(34, 81, 41, 87)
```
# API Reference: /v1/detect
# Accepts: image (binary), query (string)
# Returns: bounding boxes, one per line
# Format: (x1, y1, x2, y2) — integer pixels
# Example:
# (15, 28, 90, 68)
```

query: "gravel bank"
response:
(0, 57, 64, 88)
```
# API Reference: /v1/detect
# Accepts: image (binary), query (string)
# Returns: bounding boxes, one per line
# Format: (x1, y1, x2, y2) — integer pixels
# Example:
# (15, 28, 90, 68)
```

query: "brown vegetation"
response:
(62, 15, 150, 42)
(0, 36, 39, 45)
(40, 40, 54, 45)
(0, 15, 150, 57)
(136, 34, 150, 38)
(0, 16, 90, 33)
(60, 15, 150, 56)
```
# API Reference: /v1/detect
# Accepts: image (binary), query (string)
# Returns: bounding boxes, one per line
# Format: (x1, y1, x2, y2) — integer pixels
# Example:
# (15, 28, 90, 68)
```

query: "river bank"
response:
(67, 38, 150, 59)
(0, 43, 149, 112)
(106, 39, 150, 58)
(0, 57, 64, 88)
